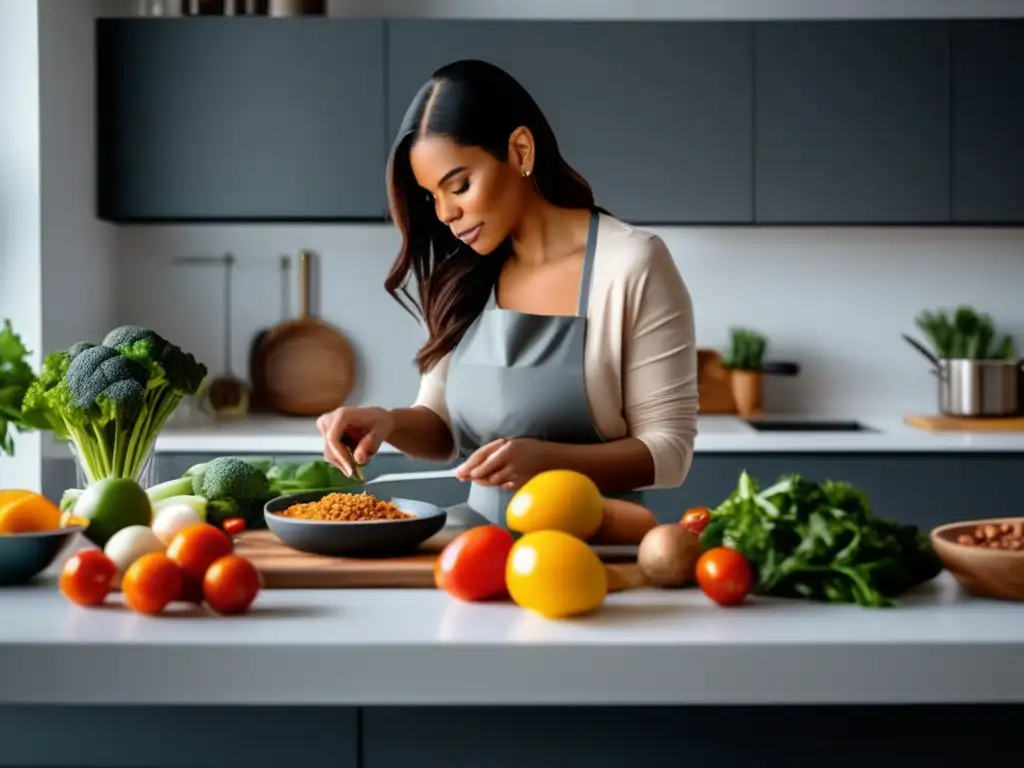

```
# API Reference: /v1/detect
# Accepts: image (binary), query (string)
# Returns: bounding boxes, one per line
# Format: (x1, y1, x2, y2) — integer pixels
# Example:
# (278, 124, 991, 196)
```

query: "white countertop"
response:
(129, 413, 1024, 456)
(1, 571, 1021, 706)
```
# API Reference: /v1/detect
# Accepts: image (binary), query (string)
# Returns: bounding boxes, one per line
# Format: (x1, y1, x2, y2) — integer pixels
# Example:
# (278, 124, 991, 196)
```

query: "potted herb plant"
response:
(723, 327, 768, 417)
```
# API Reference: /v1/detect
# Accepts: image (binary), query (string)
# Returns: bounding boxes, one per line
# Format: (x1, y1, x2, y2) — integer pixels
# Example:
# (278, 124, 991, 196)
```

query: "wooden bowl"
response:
(930, 517, 1024, 601)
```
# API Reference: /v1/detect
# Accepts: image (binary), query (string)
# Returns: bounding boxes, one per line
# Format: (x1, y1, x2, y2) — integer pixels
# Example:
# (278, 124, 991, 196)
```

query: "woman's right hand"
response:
(316, 406, 396, 477)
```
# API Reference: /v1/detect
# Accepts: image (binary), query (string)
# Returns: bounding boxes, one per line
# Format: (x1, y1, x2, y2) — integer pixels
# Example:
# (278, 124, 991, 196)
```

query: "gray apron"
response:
(445, 211, 640, 528)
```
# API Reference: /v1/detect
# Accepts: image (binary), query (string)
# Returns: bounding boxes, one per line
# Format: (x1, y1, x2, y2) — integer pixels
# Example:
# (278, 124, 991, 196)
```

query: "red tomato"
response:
(121, 553, 183, 616)
(60, 549, 117, 607)
(203, 555, 262, 615)
(680, 506, 712, 535)
(222, 517, 247, 536)
(166, 523, 233, 603)
(434, 525, 515, 602)
(696, 547, 754, 607)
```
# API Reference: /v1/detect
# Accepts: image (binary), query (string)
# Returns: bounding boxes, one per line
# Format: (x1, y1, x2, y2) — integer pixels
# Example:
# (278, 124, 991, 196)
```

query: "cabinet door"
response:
(951, 20, 1024, 223)
(754, 21, 951, 224)
(387, 20, 754, 224)
(97, 19, 387, 222)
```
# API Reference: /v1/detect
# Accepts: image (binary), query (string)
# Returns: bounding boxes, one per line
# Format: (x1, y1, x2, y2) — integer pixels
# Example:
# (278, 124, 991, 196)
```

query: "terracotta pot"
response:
(730, 369, 764, 417)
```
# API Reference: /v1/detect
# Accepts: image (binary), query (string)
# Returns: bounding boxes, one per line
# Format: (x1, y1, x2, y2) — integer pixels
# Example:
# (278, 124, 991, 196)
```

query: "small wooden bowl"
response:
(930, 517, 1024, 601)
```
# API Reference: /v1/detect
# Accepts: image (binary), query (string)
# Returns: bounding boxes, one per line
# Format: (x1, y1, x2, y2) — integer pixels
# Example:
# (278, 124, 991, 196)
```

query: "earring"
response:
(522, 167, 532, 178)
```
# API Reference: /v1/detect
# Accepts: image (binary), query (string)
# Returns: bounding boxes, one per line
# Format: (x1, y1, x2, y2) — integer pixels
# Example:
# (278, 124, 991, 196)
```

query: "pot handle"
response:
(902, 333, 940, 370)
(762, 361, 800, 376)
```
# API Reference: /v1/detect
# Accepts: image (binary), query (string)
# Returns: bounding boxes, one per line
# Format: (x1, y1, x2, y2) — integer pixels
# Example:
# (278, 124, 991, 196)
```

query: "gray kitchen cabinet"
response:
(951, 20, 1024, 223)
(386, 20, 755, 224)
(754, 21, 951, 224)
(0, 705, 359, 768)
(361, 705, 1014, 767)
(96, 18, 388, 222)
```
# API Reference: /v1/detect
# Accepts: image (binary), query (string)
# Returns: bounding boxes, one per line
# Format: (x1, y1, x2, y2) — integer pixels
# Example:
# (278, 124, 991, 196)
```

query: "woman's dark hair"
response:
(384, 59, 600, 374)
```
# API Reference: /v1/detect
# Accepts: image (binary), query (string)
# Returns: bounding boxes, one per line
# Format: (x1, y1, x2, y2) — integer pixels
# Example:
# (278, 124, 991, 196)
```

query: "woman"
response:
(317, 59, 699, 527)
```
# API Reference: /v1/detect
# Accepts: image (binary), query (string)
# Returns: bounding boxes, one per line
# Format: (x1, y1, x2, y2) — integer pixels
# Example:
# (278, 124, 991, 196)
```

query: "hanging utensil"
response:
(175, 253, 251, 419)
(249, 250, 357, 417)
(248, 254, 291, 412)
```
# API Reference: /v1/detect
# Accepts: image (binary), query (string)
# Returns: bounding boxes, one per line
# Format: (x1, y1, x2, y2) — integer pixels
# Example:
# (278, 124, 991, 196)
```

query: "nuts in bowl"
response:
(930, 517, 1024, 601)
(953, 521, 1023, 551)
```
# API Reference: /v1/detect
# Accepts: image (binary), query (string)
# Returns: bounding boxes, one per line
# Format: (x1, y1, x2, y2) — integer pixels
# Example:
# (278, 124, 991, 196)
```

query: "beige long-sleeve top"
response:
(413, 213, 699, 489)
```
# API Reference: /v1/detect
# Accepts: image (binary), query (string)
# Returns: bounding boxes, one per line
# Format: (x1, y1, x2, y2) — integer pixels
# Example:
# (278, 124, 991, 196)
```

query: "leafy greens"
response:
(700, 471, 943, 607)
(0, 319, 37, 458)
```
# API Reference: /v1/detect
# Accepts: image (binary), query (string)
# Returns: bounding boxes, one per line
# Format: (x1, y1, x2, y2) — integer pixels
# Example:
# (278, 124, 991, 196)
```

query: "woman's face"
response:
(409, 134, 528, 254)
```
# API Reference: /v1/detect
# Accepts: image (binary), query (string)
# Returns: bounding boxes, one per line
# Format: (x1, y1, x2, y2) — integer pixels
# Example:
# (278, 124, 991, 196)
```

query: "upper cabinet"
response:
(951, 20, 1024, 224)
(96, 19, 388, 222)
(387, 21, 754, 224)
(94, 17, 1024, 226)
(754, 21, 951, 224)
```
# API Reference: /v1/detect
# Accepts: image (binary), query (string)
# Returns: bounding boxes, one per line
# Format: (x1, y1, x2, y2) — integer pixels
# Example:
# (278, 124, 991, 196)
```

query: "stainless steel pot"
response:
(937, 359, 1023, 417)
(902, 334, 1023, 417)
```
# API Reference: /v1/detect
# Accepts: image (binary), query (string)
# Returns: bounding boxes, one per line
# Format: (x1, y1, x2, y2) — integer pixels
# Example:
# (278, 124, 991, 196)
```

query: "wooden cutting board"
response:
(697, 349, 737, 414)
(233, 530, 646, 592)
(905, 415, 1024, 432)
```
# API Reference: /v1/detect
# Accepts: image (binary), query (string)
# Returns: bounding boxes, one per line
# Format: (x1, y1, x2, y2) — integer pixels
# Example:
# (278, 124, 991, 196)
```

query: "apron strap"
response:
(576, 210, 600, 317)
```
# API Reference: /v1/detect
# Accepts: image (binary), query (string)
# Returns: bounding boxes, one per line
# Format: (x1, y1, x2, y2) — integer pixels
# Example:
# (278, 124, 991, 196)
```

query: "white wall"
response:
(33, 0, 131, 464)
(118, 224, 1024, 418)
(0, 0, 43, 491)
(38, 0, 124, 353)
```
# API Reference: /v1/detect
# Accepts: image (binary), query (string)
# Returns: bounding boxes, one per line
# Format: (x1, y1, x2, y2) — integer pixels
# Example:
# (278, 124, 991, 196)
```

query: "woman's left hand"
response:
(454, 438, 553, 490)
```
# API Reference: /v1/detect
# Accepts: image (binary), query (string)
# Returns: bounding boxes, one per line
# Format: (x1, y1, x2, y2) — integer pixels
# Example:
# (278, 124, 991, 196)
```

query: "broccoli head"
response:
(103, 324, 207, 396)
(17, 327, 208, 484)
(191, 456, 272, 528)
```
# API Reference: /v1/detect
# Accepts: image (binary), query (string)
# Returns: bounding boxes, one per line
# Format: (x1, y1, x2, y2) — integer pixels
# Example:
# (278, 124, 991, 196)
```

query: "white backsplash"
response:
(115, 224, 1024, 417)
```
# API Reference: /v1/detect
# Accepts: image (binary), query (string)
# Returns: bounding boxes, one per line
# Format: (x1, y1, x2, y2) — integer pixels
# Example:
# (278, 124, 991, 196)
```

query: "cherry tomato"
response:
(222, 517, 247, 536)
(60, 549, 117, 607)
(203, 554, 262, 615)
(695, 547, 754, 607)
(434, 525, 515, 602)
(680, 506, 712, 535)
(121, 553, 183, 616)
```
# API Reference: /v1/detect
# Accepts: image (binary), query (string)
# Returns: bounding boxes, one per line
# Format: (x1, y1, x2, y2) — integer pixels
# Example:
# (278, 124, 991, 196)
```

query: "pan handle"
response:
(761, 361, 800, 376)
(299, 250, 311, 319)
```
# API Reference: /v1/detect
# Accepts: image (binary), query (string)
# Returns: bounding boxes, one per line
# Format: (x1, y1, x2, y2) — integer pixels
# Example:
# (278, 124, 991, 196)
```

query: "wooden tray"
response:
(233, 530, 645, 592)
(905, 415, 1024, 432)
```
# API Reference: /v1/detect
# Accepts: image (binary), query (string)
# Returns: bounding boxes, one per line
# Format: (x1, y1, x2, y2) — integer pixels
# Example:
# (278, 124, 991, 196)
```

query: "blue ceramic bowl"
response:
(0, 526, 85, 586)
(264, 490, 447, 557)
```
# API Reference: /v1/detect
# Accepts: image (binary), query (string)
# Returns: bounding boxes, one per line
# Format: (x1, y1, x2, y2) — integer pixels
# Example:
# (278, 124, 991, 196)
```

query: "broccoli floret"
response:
(65, 345, 148, 417)
(191, 456, 272, 528)
(67, 341, 96, 360)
